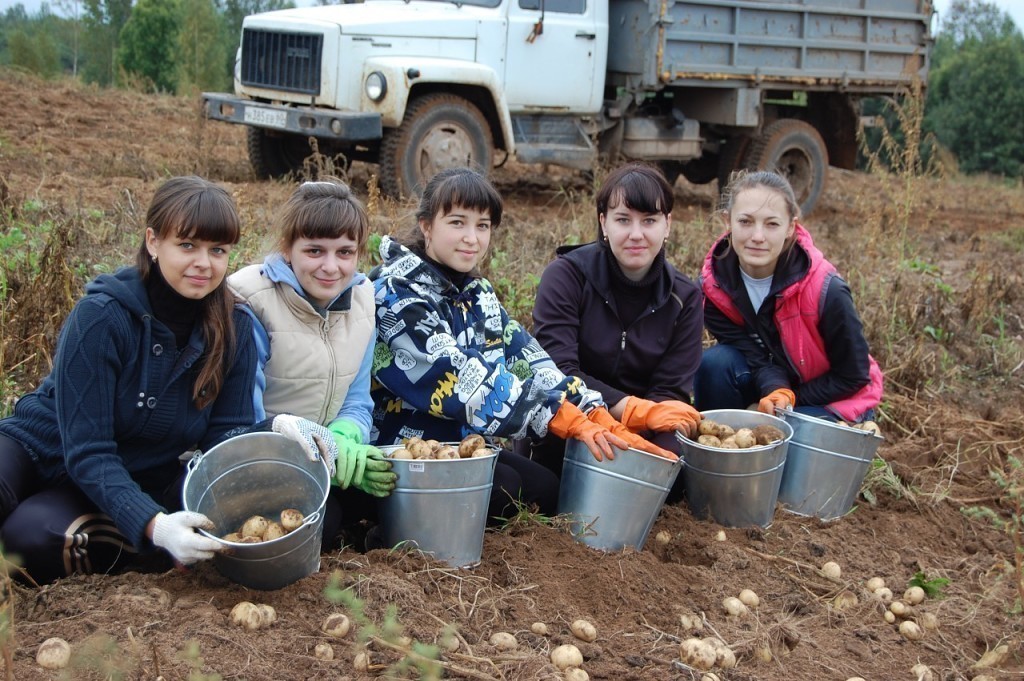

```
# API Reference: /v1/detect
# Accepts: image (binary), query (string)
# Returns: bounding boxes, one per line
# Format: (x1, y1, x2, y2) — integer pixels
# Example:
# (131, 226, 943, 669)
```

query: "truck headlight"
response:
(365, 72, 387, 102)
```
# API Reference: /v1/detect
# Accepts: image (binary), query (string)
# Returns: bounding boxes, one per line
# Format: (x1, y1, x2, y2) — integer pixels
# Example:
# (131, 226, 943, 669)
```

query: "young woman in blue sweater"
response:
(0, 177, 336, 584)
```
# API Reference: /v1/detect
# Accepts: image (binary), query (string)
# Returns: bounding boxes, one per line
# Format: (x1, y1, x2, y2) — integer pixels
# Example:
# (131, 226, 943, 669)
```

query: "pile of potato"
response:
(693, 419, 785, 450)
(221, 508, 305, 543)
(387, 433, 492, 460)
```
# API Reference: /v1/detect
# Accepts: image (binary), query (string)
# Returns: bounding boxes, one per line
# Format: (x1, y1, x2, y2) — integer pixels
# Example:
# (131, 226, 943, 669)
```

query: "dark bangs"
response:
(291, 197, 368, 243)
(174, 185, 241, 245)
(417, 168, 504, 227)
(596, 164, 674, 217)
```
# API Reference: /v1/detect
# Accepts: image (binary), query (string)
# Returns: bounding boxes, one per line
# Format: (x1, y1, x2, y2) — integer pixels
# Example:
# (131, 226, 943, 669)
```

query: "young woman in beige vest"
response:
(230, 180, 396, 551)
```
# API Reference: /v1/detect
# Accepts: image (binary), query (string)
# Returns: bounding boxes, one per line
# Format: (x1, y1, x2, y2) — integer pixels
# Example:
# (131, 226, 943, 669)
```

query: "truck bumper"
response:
(202, 93, 382, 142)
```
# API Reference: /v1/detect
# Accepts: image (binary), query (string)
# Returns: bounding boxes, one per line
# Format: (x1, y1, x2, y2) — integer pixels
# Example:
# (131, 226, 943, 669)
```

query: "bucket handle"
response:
(186, 450, 206, 473)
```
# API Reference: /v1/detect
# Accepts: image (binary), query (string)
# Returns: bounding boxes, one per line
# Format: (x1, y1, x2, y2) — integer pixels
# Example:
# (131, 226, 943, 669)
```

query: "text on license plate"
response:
(244, 107, 288, 129)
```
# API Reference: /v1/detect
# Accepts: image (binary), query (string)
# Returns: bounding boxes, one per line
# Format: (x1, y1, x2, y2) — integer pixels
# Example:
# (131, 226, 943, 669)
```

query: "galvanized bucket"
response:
(676, 409, 793, 528)
(557, 440, 683, 552)
(376, 445, 498, 568)
(777, 410, 884, 520)
(182, 432, 329, 591)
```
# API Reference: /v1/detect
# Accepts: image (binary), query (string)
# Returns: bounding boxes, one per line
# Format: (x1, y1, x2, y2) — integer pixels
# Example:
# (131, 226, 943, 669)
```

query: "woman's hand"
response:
(548, 400, 628, 462)
(272, 414, 339, 476)
(621, 397, 702, 438)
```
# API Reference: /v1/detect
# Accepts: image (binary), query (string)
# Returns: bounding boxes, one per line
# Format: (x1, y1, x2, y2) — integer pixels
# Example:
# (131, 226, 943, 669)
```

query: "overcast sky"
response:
(3, 0, 1023, 35)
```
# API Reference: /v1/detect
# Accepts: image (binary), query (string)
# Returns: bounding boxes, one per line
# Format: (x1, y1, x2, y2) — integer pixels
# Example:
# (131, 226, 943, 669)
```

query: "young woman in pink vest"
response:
(695, 170, 882, 423)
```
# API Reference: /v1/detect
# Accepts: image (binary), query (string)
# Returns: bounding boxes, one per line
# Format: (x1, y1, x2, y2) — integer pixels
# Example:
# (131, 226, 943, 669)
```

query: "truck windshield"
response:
(413, 0, 502, 8)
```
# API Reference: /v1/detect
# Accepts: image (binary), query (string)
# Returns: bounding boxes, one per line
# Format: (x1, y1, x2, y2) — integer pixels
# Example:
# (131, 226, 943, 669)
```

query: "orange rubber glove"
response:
(757, 388, 795, 414)
(620, 397, 702, 438)
(587, 407, 678, 461)
(548, 400, 628, 462)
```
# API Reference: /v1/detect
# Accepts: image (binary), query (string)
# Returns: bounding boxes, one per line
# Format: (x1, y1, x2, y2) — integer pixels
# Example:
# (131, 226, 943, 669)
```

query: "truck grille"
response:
(240, 29, 322, 95)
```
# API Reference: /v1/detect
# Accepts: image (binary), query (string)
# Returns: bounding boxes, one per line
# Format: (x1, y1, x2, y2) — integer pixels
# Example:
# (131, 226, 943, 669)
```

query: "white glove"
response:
(151, 511, 223, 565)
(272, 414, 338, 477)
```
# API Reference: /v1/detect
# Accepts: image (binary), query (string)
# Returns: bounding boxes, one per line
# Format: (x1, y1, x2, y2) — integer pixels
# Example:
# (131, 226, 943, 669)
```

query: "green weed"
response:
(907, 570, 950, 599)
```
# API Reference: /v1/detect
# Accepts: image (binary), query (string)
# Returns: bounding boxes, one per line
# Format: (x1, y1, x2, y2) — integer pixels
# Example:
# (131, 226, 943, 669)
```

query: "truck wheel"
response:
(247, 127, 312, 179)
(379, 94, 494, 199)
(745, 119, 828, 216)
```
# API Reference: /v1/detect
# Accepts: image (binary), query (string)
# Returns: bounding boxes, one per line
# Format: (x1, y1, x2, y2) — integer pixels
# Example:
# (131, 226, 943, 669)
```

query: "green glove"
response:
(327, 419, 396, 497)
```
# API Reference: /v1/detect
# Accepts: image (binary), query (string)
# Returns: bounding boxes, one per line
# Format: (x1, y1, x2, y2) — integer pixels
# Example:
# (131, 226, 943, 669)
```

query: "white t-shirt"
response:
(741, 269, 773, 313)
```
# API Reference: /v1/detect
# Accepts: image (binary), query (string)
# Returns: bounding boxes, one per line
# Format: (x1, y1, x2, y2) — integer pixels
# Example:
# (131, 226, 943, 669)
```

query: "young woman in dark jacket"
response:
(0, 177, 337, 584)
(695, 170, 882, 422)
(528, 163, 704, 492)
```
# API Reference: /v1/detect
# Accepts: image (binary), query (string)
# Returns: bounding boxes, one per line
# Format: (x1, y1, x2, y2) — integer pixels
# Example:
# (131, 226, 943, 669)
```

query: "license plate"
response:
(244, 106, 288, 129)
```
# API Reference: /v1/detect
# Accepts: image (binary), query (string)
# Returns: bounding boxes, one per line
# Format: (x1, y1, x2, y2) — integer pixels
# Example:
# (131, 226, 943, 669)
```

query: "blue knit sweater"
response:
(0, 267, 258, 547)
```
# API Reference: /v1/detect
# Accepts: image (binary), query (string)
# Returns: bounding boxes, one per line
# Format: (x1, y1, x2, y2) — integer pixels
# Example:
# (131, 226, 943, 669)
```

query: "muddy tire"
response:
(745, 119, 828, 216)
(247, 127, 312, 179)
(379, 94, 493, 199)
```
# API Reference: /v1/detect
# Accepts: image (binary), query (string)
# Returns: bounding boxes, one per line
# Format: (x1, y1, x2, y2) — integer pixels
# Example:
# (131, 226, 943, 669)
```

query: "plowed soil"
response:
(1, 70, 1022, 681)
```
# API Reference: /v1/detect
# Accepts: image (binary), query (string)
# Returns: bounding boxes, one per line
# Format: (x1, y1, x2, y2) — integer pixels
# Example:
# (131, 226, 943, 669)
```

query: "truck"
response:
(202, 0, 932, 214)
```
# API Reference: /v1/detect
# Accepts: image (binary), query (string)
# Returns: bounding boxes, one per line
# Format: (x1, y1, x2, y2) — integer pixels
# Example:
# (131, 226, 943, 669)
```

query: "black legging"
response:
(487, 449, 560, 524)
(0, 435, 187, 584)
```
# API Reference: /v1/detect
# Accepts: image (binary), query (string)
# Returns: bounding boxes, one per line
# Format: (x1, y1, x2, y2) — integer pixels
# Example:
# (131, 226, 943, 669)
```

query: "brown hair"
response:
(399, 167, 504, 251)
(273, 178, 370, 255)
(595, 162, 674, 240)
(718, 170, 801, 261)
(136, 176, 241, 410)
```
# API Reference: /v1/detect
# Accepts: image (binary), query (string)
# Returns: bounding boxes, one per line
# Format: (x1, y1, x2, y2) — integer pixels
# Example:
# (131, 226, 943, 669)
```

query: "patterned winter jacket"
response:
(369, 237, 604, 445)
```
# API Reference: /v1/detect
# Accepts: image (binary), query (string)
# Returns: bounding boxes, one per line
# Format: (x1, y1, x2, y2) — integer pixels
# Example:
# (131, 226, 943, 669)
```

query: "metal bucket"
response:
(777, 410, 884, 520)
(182, 432, 329, 590)
(676, 409, 793, 528)
(376, 446, 498, 568)
(557, 440, 683, 552)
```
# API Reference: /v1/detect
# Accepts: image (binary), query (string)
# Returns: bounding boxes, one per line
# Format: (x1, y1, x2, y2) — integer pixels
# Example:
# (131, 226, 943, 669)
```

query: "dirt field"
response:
(1, 69, 1023, 681)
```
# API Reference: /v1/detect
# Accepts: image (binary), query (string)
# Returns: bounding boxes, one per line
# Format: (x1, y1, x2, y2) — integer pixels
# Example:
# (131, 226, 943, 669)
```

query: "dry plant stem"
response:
(741, 546, 845, 587)
(369, 635, 501, 681)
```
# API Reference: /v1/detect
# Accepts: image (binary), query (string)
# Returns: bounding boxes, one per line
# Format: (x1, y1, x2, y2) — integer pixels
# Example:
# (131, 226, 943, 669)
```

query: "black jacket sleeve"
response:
(704, 298, 791, 397)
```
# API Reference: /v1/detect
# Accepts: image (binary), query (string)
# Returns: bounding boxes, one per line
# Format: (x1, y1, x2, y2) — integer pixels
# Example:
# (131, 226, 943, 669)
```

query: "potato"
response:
(531, 621, 549, 636)
(322, 613, 351, 637)
(883, 610, 896, 624)
(833, 590, 858, 610)
(679, 638, 715, 670)
(704, 638, 737, 668)
(698, 419, 721, 436)
(855, 420, 881, 436)
(240, 515, 269, 539)
(714, 423, 735, 439)
(654, 530, 671, 544)
(550, 644, 583, 669)
(263, 521, 287, 541)
(912, 663, 935, 681)
(470, 447, 492, 458)
(314, 643, 334, 660)
(390, 447, 414, 460)
(257, 604, 277, 626)
(222, 532, 243, 543)
(714, 530, 727, 542)
(753, 646, 772, 663)
(564, 668, 589, 681)
(722, 596, 748, 617)
(354, 650, 371, 672)
(738, 589, 759, 608)
(751, 424, 785, 446)
(230, 601, 264, 630)
(280, 508, 305, 532)
(899, 620, 923, 640)
(820, 561, 842, 580)
(434, 445, 458, 460)
(873, 587, 894, 603)
(405, 437, 432, 458)
(889, 600, 908, 617)
(718, 437, 740, 449)
(679, 612, 703, 633)
(697, 434, 722, 448)
(36, 637, 71, 669)
(488, 631, 517, 650)
(918, 611, 940, 630)
(732, 428, 756, 449)
(903, 585, 926, 605)
(424, 438, 441, 452)
(865, 576, 886, 592)
(458, 434, 486, 458)
(237, 535, 262, 544)
(570, 619, 597, 642)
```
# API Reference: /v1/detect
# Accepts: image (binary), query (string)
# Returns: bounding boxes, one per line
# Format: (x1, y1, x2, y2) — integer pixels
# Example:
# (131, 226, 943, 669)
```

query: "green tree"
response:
(177, 0, 228, 92)
(81, 0, 132, 85)
(116, 0, 180, 92)
(924, 1, 1024, 177)
(7, 28, 61, 77)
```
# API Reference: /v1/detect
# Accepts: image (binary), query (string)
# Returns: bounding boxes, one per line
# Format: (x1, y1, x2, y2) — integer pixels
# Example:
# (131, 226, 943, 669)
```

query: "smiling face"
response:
(600, 198, 671, 281)
(723, 186, 797, 279)
(287, 235, 359, 307)
(146, 228, 232, 299)
(421, 205, 492, 273)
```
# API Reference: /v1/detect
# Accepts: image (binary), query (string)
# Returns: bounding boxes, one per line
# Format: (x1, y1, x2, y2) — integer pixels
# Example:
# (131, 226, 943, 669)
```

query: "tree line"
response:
(1, 0, 1022, 178)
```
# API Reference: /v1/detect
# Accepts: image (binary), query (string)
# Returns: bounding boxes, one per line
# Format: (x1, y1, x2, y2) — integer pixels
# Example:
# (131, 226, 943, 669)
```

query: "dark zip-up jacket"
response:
(532, 241, 704, 407)
(0, 267, 258, 547)
(701, 231, 873, 407)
